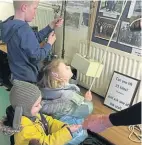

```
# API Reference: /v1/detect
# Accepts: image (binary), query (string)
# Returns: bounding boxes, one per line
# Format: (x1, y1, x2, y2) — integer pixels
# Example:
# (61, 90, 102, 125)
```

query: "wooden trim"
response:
(0, 44, 7, 53)
(87, 1, 99, 57)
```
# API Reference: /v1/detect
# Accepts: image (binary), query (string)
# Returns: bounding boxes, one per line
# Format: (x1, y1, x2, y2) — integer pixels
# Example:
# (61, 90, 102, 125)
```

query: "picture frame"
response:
(65, 10, 81, 29)
(99, 0, 125, 19)
(94, 16, 119, 41)
(118, 21, 141, 48)
(104, 71, 140, 111)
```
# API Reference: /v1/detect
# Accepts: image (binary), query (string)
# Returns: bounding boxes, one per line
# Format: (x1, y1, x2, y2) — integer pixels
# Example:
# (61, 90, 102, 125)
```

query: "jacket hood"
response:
(41, 84, 80, 100)
(2, 16, 27, 43)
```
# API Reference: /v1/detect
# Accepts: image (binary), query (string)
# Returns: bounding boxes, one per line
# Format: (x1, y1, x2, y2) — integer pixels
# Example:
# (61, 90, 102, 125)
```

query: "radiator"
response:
(77, 41, 142, 104)
(30, 4, 54, 30)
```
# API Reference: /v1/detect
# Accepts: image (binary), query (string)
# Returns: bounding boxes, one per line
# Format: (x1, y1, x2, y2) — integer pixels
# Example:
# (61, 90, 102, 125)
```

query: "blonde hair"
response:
(13, 0, 33, 10)
(39, 59, 66, 89)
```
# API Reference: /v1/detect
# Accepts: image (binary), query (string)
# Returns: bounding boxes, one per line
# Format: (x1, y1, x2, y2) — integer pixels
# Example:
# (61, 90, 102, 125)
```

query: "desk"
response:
(0, 44, 7, 53)
(80, 88, 139, 145)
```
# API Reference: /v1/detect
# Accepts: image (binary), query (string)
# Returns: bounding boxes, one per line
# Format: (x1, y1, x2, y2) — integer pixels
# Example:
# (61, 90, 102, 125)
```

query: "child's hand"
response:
(55, 18, 64, 28)
(68, 124, 82, 133)
(47, 31, 56, 45)
(85, 91, 92, 101)
(50, 18, 64, 29)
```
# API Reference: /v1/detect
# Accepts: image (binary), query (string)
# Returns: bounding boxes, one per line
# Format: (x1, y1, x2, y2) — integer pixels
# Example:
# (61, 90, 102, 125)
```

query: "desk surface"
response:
(0, 44, 7, 53)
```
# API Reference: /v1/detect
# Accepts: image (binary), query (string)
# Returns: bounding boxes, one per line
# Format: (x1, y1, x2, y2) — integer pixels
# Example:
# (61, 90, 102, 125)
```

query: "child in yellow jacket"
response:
(2, 80, 81, 145)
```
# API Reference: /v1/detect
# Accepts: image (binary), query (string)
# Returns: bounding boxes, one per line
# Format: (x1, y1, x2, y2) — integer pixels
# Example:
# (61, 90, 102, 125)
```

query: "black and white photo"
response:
(94, 17, 119, 41)
(118, 21, 141, 48)
(99, 0, 125, 18)
(65, 10, 81, 29)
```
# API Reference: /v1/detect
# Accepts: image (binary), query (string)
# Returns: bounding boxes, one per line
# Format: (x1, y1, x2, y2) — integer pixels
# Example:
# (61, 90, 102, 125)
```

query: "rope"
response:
(89, 0, 128, 91)
(128, 125, 142, 143)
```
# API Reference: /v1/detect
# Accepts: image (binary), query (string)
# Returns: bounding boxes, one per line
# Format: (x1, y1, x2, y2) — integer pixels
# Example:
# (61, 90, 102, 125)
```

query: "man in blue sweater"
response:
(1, 0, 63, 83)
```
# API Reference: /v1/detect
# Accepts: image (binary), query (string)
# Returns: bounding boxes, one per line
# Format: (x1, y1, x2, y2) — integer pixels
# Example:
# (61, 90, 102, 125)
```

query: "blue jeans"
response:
(60, 116, 88, 145)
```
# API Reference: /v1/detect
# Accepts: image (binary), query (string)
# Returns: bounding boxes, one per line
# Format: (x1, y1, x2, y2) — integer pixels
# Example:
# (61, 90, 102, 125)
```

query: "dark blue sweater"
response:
(2, 16, 53, 83)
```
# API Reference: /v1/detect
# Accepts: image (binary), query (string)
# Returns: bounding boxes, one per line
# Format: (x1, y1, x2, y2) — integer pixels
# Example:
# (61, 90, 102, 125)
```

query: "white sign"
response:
(132, 47, 142, 57)
(104, 71, 140, 111)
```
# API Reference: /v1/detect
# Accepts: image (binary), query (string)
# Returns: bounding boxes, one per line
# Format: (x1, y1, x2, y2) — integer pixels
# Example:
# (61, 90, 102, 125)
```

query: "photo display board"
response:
(92, 0, 142, 56)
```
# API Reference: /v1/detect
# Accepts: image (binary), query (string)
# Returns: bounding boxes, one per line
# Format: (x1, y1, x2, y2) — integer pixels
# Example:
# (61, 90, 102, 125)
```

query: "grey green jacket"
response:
(40, 84, 85, 119)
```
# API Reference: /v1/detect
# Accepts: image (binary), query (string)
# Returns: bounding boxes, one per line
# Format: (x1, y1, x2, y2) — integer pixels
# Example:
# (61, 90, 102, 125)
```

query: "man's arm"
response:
(109, 102, 141, 126)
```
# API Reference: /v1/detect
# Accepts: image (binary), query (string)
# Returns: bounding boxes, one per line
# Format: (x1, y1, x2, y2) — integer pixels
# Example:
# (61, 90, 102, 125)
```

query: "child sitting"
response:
(1, 80, 81, 145)
(38, 59, 94, 144)
(39, 59, 94, 119)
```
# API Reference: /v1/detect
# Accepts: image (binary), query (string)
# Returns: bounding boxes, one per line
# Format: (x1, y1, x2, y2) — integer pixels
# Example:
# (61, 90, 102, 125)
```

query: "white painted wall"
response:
(0, 2, 14, 21)
(55, 26, 88, 64)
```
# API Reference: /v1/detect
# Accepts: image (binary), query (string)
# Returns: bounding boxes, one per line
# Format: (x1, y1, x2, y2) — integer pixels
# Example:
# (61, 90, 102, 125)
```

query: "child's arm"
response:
(46, 116, 68, 132)
(20, 115, 81, 145)
(84, 91, 92, 101)
(34, 25, 53, 43)
(21, 124, 72, 145)
(21, 28, 55, 62)
(34, 18, 63, 43)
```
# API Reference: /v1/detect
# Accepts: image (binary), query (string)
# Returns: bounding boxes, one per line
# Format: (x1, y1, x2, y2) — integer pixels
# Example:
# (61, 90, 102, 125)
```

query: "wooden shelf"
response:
(0, 44, 7, 53)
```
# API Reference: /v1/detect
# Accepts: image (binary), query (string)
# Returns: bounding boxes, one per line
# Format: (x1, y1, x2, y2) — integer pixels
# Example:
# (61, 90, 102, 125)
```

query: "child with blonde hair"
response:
(39, 59, 93, 118)
(2, 0, 63, 83)
(38, 59, 94, 144)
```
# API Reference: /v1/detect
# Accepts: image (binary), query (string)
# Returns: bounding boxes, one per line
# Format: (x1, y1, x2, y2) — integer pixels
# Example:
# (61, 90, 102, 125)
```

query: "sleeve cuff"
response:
(44, 43, 52, 50)
(48, 25, 54, 31)
(66, 127, 73, 137)
(61, 124, 68, 128)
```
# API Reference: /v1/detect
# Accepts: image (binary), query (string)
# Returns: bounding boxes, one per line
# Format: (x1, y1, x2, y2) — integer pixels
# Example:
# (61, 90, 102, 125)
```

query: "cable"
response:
(89, 0, 128, 91)
(128, 125, 142, 143)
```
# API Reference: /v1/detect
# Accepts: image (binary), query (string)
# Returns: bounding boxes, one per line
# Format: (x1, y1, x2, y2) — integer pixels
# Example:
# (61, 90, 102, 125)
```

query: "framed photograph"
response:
(94, 17, 119, 41)
(99, 0, 125, 18)
(65, 10, 81, 29)
(82, 13, 89, 27)
(104, 71, 140, 111)
(118, 21, 141, 48)
(67, 1, 90, 8)
(65, 1, 90, 29)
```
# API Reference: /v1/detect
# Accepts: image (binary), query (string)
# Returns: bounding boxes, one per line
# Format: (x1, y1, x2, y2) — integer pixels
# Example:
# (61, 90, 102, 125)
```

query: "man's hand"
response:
(50, 18, 64, 29)
(84, 91, 92, 101)
(83, 114, 113, 133)
(47, 31, 56, 46)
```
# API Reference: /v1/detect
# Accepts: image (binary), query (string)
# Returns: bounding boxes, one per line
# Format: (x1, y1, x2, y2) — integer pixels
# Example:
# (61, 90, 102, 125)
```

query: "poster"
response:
(104, 71, 140, 111)
(118, 21, 141, 48)
(94, 17, 119, 41)
(65, 11, 81, 29)
(99, 0, 125, 18)
(65, 1, 90, 29)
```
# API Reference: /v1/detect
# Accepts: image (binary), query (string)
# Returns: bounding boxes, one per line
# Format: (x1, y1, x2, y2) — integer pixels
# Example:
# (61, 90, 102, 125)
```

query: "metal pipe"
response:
(61, 1, 67, 59)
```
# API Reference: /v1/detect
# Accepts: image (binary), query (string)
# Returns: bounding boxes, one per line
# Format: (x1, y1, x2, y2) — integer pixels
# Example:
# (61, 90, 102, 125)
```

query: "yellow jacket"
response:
(14, 114, 72, 145)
